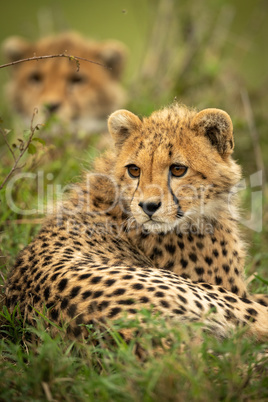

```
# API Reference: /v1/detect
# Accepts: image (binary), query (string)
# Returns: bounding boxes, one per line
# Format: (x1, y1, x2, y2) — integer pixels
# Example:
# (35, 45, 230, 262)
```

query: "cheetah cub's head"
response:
(108, 105, 241, 233)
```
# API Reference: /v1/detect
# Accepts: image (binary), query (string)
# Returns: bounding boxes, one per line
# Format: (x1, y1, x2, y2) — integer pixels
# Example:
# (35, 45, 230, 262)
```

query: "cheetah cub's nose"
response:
(138, 201, 162, 217)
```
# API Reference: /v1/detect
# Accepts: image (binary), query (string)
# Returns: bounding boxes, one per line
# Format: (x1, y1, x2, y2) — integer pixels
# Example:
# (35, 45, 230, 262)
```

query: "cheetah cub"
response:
(5, 104, 268, 340)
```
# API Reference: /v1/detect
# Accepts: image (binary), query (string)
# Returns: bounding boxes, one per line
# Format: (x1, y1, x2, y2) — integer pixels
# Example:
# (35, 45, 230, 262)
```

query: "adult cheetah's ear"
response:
(2, 36, 30, 62)
(97, 41, 127, 79)
(191, 108, 234, 156)
(108, 109, 142, 148)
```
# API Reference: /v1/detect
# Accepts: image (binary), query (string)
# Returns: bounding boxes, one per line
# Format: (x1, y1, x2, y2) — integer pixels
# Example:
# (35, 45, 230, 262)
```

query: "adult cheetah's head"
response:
(2, 32, 127, 134)
(108, 104, 241, 233)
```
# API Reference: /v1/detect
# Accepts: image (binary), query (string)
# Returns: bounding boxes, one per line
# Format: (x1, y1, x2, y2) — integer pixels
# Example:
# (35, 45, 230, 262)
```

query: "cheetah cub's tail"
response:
(249, 294, 268, 307)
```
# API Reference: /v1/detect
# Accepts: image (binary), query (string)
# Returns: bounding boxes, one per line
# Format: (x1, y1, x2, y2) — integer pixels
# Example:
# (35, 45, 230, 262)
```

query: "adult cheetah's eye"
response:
(28, 72, 43, 84)
(126, 164, 140, 178)
(170, 164, 188, 178)
(69, 74, 88, 85)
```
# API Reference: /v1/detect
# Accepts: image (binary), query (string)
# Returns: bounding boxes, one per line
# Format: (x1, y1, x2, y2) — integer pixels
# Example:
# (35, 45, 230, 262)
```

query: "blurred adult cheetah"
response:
(2, 32, 127, 134)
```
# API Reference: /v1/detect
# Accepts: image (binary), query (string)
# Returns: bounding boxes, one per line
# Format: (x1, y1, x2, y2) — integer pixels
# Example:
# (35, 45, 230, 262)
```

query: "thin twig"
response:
(0, 271, 6, 284)
(0, 109, 41, 191)
(41, 382, 53, 402)
(0, 53, 109, 72)
(0, 128, 16, 161)
(245, 271, 258, 285)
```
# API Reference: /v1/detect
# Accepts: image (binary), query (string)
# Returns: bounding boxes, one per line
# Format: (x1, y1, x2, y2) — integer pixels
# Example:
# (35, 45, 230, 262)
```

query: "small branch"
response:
(0, 53, 109, 72)
(0, 271, 6, 284)
(245, 271, 258, 285)
(0, 109, 41, 191)
(0, 128, 16, 162)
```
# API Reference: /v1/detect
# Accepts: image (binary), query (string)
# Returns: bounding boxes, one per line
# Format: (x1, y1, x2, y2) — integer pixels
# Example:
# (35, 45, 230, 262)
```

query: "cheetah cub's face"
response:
(108, 105, 241, 233)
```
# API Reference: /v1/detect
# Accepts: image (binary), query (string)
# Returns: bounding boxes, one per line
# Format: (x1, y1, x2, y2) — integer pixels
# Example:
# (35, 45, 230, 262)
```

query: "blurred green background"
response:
(1, 4, 268, 399)
(0, 0, 268, 177)
(0, 0, 267, 87)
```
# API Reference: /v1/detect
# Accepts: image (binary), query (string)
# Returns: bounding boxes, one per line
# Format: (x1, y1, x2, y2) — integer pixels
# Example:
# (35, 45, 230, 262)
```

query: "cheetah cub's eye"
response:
(170, 164, 188, 177)
(126, 164, 140, 178)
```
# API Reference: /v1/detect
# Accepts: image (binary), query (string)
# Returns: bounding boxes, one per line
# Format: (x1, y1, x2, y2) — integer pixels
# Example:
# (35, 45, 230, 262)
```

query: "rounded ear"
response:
(2, 36, 30, 62)
(97, 41, 127, 79)
(108, 109, 142, 148)
(191, 108, 234, 156)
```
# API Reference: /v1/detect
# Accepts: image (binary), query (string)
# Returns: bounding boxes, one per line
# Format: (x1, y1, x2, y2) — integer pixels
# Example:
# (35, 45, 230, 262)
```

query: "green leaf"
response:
(254, 275, 268, 286)
(32, 137, 46, 146)
(28, 143, 37, 155)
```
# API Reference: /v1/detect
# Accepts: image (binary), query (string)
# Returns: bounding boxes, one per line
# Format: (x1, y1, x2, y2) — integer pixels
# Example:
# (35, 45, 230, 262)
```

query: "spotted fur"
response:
(5, 104, 268, 340)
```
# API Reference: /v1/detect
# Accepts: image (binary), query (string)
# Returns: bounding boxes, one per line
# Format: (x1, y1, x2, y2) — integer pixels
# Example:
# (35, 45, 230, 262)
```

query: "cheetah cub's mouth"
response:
(108, 105, 241, 234)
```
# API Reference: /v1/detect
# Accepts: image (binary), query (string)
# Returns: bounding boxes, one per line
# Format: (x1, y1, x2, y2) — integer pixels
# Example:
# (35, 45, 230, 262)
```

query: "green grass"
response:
(1, 99, 268, 402)
(1, 1, 268, 398)
(0, 306, 267, 401)
(0, 120, 267, 401)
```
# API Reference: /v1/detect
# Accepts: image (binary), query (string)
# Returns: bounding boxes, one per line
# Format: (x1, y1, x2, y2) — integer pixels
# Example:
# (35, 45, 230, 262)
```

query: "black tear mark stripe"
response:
(131, 175, 141, 204)
(168, 171, 184, 217)
(168, 172, 178, 205)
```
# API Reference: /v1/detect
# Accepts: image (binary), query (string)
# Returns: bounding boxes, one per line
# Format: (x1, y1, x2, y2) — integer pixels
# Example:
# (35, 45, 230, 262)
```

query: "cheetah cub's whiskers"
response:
(5, 104, 268, 341)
